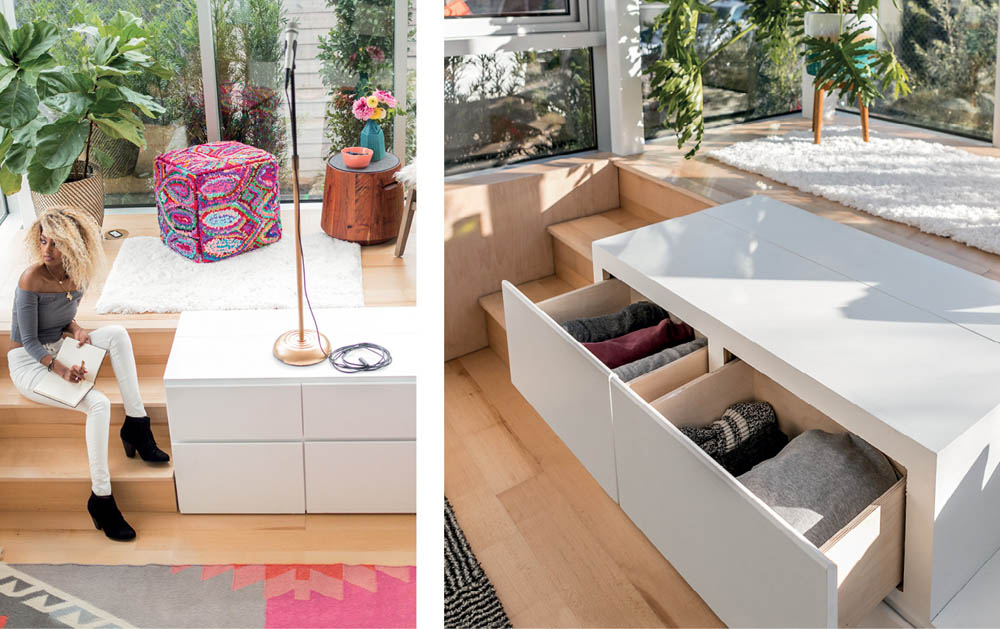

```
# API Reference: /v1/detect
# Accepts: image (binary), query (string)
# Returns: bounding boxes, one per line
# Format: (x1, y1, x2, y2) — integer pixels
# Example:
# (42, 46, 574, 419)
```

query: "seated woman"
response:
(6, 206, 168, 541)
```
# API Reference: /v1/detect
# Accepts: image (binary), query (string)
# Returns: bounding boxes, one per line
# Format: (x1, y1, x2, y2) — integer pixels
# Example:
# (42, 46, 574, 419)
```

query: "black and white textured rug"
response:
(445, 498, 512, 629)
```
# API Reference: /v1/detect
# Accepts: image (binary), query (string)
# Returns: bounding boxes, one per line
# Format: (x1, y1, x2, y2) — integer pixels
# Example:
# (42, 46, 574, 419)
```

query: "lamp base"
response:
(273, 329, 331, 366)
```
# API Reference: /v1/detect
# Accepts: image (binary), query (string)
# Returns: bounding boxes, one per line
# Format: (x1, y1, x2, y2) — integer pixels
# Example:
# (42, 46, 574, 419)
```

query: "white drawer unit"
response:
(165, 383, 303, 442)
(504, 197, 1000, 627)
(164, 308, 418, 515)
(172, 442, 306, 513)
(503, 279, 708, 501)
(613, 360, 904, 628)
(304, 441, 416, 513)
(302, 382, 416, 440)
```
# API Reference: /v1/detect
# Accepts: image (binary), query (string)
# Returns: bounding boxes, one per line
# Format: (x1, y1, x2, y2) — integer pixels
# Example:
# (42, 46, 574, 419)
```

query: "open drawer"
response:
(502, 278, 708, 501)
(611, 359, 905, 628)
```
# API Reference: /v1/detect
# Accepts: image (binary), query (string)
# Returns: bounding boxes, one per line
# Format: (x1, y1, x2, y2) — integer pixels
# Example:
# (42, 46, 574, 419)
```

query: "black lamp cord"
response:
(285, 44, 392, 373)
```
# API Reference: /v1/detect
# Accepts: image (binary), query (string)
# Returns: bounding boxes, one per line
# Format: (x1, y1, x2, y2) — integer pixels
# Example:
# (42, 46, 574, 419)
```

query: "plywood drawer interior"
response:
(503, 277, 708, 501)
(612, 360, 906, 626)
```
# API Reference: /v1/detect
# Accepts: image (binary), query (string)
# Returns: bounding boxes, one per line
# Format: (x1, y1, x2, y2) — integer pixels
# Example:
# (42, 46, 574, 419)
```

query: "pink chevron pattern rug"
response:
(0, 563, 416, 628)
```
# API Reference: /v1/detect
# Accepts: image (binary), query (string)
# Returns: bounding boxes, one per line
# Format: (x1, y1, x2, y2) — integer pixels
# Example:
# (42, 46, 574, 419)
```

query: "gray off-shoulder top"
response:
(10, 287, 83, 362)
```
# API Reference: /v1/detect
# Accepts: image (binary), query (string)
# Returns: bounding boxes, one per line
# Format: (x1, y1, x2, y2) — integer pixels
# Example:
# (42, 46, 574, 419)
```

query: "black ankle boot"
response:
(87, 492, 136, 541)
(120, 416, 170, 463)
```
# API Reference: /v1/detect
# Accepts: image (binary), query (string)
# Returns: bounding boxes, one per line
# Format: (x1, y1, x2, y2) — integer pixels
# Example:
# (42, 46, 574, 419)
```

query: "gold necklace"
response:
(43, 264, 73, 300)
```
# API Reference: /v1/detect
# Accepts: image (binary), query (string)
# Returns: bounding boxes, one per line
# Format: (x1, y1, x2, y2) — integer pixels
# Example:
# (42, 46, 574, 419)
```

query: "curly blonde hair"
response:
(25, 206, 105, 290)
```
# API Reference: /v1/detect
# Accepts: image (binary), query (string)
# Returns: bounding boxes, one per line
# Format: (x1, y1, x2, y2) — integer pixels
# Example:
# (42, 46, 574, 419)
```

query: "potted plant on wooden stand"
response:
(0, 10, 167, 226)
(645, 0, 910, 156)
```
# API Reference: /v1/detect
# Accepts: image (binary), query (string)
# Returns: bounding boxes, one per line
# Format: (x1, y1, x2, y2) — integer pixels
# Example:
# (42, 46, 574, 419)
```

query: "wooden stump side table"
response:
(321, 153, 403, 245)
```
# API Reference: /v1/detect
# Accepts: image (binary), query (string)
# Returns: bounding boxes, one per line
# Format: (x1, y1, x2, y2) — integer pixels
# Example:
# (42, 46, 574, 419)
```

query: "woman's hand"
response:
(53, 361, 86, 384)
(72, 327, 91, 348)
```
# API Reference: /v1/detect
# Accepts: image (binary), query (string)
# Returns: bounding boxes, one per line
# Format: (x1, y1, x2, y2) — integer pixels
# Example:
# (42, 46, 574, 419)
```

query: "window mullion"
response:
(197, 0, 222, 143)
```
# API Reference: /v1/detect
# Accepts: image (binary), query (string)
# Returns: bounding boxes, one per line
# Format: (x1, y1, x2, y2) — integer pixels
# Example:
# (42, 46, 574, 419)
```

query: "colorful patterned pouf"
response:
(155, 141, 282, 262)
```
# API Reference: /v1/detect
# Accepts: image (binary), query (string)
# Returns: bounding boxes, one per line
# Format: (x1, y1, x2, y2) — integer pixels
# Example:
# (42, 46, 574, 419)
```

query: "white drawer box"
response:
(304, 441, 415, 513)
(612, 359, 905, 628)
(165, 383, 303, 442)
(302, 382, 416, 440)
(503, 278, 708, 501)
(173, 442, 305, 513)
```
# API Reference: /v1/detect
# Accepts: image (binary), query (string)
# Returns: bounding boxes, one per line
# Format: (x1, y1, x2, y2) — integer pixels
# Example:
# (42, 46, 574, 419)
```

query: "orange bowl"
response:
(342, 147, 374, 169)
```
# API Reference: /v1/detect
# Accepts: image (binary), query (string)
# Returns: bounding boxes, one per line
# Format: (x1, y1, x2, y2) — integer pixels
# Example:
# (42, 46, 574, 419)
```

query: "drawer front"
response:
(165, 383, 302, 442)
(502, 280, 619, 501)
(173, 442, 305, 513)
(302, 382, 416, 440)
(610, 377, 837, 628)
(304, 441, 415, 513)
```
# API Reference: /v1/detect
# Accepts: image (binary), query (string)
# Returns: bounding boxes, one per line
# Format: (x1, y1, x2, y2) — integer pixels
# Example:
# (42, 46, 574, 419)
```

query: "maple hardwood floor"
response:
(445, 348, 722, 628)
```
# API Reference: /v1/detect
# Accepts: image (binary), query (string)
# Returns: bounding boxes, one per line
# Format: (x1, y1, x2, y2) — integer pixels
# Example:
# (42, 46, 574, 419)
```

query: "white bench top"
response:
(592, 197, 1000, 454)
(164, 307, 418, 385)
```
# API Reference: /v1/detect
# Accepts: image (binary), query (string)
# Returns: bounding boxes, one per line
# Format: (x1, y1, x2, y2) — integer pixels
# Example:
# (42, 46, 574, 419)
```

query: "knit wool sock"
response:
(561, 301, 670, 343)
(613, 337, 708, 382)
(680, 401, 788, 475)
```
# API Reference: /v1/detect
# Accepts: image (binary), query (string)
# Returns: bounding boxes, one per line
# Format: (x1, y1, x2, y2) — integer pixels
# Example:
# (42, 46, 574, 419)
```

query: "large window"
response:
(444, 48, 598, 174)
(867, 0, 997, 139)
(640, 1, 802, 140)
(12, 0, 413, 207)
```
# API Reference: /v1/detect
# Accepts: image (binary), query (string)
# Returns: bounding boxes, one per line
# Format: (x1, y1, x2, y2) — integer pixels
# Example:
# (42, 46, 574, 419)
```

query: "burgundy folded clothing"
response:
(583, 319, 695, 369)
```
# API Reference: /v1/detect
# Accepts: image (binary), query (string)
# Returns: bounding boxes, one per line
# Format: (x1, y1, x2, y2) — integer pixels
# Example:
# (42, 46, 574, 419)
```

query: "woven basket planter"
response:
(90, 126, 140, 179)
(30, 161, 106, 227)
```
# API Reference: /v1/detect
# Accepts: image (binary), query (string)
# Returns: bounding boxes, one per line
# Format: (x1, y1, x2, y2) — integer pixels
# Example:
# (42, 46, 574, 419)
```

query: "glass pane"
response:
(0, 195, 8, 227)
(209, 0, 401, 201)
(444, 48, 598, 174)
(14, 0, 204, 208)
(867, 0, 996, 139)
(444, 0, 570, 18)
(640, 1, 801, 140)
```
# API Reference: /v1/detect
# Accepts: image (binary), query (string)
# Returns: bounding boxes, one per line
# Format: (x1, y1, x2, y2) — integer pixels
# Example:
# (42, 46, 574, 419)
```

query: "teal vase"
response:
(360, 119, 386, 162)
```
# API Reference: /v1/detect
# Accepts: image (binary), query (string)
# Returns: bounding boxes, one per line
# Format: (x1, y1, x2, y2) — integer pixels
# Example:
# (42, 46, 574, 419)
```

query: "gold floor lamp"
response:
(273, 20, 331, 366)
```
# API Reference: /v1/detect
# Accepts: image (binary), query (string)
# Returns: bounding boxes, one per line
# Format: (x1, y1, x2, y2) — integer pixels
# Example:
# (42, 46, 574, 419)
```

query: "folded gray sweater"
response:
(561, 301, 670, 344)
(613, 337, 707, 382)
(737, 430, 897, 547)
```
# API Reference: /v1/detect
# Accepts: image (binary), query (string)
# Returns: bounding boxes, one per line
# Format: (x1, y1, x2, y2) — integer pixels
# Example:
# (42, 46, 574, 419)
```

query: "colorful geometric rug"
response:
(0, 563, 415, 628)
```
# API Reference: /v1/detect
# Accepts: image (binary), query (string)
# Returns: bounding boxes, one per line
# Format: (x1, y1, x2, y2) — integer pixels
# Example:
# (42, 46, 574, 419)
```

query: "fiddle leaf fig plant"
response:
(645, 0, 910, 158)
(0, 10, 169, 196)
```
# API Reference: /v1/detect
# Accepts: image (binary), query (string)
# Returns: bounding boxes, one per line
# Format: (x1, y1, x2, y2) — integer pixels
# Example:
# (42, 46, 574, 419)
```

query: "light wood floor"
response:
(0, 512, 416, 566)
(446, 114, 1000, 627)
(446, 349, 721, 628)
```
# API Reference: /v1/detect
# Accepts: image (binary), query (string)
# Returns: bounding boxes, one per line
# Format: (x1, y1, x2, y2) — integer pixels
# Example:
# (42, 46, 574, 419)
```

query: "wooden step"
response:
(0, 424, 176, 512)
(547, 208, 652, 288)
(478, 275, 575, 366)
(0, 374, 168, 436)
(0, 326, 177, 368)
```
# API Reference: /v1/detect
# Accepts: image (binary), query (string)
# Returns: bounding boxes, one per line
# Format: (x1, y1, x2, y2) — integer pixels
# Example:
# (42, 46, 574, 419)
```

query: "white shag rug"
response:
(96, 233, 364, 313)
(708, 126, 1000, 255)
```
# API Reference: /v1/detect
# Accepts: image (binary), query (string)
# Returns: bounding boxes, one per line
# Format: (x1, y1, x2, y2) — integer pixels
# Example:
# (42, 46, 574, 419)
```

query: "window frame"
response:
(444, 0, 594, 38)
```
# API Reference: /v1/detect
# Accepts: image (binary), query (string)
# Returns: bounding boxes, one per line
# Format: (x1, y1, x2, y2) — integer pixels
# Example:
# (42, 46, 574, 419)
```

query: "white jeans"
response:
(7, 325, 147, 496)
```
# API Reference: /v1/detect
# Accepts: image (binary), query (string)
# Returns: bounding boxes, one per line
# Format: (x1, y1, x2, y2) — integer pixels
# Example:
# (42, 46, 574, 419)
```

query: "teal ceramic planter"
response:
(360, 119, 386, 162)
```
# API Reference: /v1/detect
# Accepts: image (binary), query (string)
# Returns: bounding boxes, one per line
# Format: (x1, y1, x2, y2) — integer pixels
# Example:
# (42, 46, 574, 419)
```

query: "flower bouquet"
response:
(352, 89, 397, 161)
